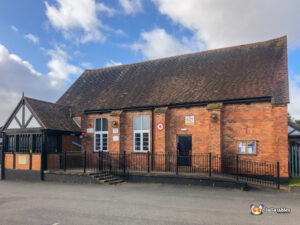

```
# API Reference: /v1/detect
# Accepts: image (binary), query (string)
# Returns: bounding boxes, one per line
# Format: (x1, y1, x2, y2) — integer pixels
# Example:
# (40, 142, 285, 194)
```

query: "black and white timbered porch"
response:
(0, 96, 81, 180)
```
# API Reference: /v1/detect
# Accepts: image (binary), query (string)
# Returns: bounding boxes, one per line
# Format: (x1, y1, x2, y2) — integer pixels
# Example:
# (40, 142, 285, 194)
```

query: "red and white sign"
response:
(157, 122, 164, 131)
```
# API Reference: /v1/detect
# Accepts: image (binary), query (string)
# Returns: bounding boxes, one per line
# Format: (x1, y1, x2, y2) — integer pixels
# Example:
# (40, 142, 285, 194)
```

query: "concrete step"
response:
(90, 172, 125, 185)
(92, 172, 110, 177)
(108, 179, 125, 185)
(102, 177, 121, 183)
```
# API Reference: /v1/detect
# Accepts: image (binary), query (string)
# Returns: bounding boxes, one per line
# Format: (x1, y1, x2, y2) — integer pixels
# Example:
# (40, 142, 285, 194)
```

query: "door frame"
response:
(176, 134, 192, 166)
(176, 134, 192, 151)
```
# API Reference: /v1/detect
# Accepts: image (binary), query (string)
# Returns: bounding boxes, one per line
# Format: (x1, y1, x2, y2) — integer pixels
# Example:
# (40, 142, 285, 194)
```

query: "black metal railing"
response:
(47, 151, 280, 189)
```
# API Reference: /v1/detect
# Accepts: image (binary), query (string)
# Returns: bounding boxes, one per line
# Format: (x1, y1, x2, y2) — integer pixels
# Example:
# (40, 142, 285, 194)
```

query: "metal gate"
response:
(289, 146, 300, 177)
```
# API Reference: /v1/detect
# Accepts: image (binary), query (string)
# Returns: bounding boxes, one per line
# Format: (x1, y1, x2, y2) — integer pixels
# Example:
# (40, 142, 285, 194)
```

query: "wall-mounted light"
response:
(211, 113, 217, 120)
(112, 121, 118, 126)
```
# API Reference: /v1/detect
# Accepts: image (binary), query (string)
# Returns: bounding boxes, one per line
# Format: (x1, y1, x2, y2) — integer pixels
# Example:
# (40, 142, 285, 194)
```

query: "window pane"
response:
(7, 136, 14, 152)
(102, 134, 108, 151)
(238, 141, 246, 154)
(247, 142, 256, 154)
(142, 115, 150, 130)
(135, 133, 141, 151)
(133, 116, 142, 130)
(95, 119, 102, 131)
(102, 118, 108, 131)
(33, 134, 42, 153)
(143, 133, 149, 151)
(95, 134, 101, 151)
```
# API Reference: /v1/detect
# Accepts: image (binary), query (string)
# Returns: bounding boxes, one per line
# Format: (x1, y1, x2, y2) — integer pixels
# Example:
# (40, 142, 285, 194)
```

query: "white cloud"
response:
(105, 60, 122, 67)
(96, 2, 116, 17)
(153, 0, 300, 49)
(11, 25, 18, 32)
(47, 46, 82, 85)
(45, 0, 114, 43)
(0, 44, 67, 126)
(119, 0, 142, 15)
(24, 33, 39, 44)
(131, 28, 201, 59)
(81, 62, 93, 69)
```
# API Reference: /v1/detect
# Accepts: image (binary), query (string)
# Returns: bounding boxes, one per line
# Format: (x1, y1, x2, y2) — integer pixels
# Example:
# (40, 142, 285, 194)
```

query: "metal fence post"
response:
(147, 150, 150, 173)
(236, 155, 239, 181)
(176, 151, 179, 175)
(13, 151, 16, 169)
(209, 152, 212, 177)
(123, 151, 126, 173)
(98, 151, 101, 171)
(1, 134, 5, 180)
(83, 151, 86, 173)
(64, 151, 67, 172)
(29, 152, 32, 170)
(109, 154, 112, 173)
(277, 161, 280, 190)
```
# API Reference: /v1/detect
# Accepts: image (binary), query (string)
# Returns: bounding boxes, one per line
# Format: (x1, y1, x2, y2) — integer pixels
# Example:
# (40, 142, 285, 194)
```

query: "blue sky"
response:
(0, 0, 300, 125)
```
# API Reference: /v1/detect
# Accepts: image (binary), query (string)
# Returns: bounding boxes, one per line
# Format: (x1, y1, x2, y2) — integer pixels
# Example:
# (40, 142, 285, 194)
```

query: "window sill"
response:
(238, 153, 257, 156)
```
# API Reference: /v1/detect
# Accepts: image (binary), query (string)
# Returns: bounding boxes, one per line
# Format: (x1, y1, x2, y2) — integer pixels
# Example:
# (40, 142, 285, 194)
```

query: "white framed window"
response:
(133, 115, 150, 152)
(94, 118, 108, 152)
(238, 140, 257, 155)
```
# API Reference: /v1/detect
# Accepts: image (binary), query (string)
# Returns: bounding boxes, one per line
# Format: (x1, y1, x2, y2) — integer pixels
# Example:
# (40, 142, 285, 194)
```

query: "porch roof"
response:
(24, 97, 81, 132)
(288, 121, 300, 138)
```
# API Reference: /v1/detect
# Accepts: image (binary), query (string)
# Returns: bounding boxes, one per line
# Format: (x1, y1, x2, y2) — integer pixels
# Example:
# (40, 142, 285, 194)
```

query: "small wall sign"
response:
(185, 116, 194, 125)
(113, 136, 119, 142)
(113, 128, 119, 134)
(87, 128, 94, 133)
(157, 122, 164, 131)
(18, 156, 27, 165)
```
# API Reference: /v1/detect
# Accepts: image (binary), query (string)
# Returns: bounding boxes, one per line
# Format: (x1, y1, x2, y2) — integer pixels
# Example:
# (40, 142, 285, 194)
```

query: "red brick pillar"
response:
(110, 111, 123, 154)
(81, 114, 89, 152)
(207, 103, 223, 156)
(153, 107, 168, 154)
(153, 107, 168, 171)
(272, 105, 288, 177)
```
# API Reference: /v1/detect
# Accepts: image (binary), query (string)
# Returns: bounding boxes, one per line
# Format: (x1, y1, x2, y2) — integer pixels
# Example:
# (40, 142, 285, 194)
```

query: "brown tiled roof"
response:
(57, 36, 289, 116)
(288, 121, 300, 132)
(24, 97, 81, 132)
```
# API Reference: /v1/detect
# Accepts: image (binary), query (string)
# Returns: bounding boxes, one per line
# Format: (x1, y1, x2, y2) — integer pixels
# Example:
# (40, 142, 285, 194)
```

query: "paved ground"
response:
(0, 181, 299, 225)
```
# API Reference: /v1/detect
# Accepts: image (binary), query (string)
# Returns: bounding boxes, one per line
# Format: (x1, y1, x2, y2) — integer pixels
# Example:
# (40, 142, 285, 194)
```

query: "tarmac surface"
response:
(0, 181, 299, 225)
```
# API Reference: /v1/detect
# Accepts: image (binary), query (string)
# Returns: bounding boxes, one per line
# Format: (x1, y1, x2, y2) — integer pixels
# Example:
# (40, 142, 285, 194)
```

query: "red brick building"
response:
(1, 36, 289, 177)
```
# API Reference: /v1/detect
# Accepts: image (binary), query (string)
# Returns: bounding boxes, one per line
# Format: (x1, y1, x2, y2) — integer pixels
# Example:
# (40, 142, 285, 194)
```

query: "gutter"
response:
(84, 97, 272, 114)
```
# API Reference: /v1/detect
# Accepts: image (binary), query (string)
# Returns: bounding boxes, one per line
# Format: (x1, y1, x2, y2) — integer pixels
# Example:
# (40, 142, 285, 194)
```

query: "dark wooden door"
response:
(177, 135, 192, 166)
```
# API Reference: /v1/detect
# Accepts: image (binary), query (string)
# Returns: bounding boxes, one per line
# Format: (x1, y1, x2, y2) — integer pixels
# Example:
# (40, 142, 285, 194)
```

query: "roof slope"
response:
(57, 36, 289, 116)
(289, 121, 300, 132)
(288, 121, 300, 137)
(25, 97, 81, 132)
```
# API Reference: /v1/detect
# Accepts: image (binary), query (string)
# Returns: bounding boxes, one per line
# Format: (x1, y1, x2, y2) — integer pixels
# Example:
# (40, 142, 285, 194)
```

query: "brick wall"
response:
(222, 103, 288, 177)
(62, 135, 81, 152)
(4, 153, 13, 169)
(4, 153, 41, 171)
(15, 154, 30, 170)
(47, 154, 60, 170)
(80, 101, 288, 177)
(165, 107, 211, 155)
